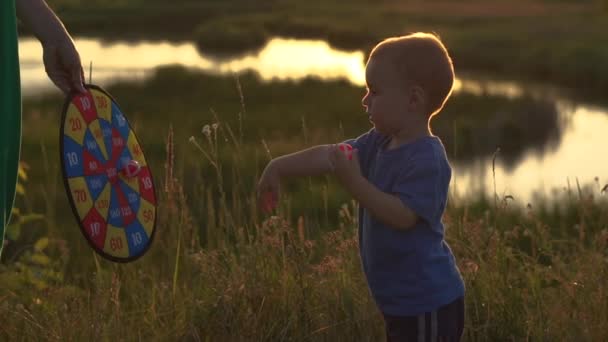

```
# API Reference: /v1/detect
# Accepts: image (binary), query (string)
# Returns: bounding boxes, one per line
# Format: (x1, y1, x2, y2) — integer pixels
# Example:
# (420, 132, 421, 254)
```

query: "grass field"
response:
(1, 66, 608, 339)
(2, 115, 608, 340)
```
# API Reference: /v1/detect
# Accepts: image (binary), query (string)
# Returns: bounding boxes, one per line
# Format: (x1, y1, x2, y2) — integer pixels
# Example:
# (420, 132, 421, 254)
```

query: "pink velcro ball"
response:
(123, 160, 142, 178)
(338, 143, 353, 160)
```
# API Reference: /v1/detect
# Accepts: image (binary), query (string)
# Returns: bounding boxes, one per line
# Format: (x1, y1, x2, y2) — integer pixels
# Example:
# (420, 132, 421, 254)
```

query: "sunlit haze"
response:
(18, 37, 608, 205)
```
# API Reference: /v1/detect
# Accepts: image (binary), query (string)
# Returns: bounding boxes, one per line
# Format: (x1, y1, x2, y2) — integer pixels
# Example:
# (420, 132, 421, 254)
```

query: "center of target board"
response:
(105, 165, 119, 184)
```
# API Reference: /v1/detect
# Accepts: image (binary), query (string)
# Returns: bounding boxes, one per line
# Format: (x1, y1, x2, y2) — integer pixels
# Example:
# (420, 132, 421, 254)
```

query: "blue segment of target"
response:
(117, 145, 134, 171)
(107, 185, 123, 227)
(119, 180, 140, 213)
(83, 129, 107, 163)
(63, 136, 84, 177)
(112, 103, 130, 139)
(99, 118, 114, 159)
(85, 174, 108, 201)
(125, 220, 149, 256)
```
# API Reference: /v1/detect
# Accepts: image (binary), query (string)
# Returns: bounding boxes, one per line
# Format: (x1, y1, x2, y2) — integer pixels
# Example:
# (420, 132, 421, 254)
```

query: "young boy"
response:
(257, 32, 465, 341)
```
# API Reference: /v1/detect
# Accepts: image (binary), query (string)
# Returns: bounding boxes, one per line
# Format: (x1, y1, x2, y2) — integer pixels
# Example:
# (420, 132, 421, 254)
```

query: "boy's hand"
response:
(329, 144, 362, 190)
(257, 162, 280, 214)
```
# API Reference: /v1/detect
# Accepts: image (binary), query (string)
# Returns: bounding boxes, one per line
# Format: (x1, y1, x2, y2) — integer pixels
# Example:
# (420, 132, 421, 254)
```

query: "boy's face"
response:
(361, 55, 412, 136)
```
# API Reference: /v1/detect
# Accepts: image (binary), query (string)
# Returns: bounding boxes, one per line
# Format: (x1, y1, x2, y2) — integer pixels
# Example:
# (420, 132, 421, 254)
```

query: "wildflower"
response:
(188, 136, 196, 144)
(304, 240, 314, 250)
(212, 123, 219, 130)
(462, 260, 479, 275)
(202, 124, 211, 137)
(312, 255, 342, 275)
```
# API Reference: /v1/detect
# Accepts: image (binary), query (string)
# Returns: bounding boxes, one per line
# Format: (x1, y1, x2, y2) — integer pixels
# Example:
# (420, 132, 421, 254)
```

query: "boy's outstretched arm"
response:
(268, 145, 334, 178)
(329, 146, 418, 230)
(257, 145, 334, 212)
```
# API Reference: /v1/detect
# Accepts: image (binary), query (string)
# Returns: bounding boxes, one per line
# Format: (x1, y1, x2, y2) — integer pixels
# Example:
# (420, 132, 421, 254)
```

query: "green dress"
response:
(0, 0, 22, 258)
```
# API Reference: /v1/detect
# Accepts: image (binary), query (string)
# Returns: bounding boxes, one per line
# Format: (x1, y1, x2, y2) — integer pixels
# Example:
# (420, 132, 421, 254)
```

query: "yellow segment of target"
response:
(137, 199, 156, 237)
(68, 177, 93, 219)
(64, 104, 87, 145)
(89, 120, 109, 160)
(94, 182, 112, 219)
(104, 225, 129, 258)
(118, 172, 139, 193)
(127, 131, 147, 166)
(90, 89, 112, 123)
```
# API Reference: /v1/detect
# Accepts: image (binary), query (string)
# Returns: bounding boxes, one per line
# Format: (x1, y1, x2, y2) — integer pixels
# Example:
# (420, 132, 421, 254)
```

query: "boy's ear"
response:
(407, 85, 426, 110)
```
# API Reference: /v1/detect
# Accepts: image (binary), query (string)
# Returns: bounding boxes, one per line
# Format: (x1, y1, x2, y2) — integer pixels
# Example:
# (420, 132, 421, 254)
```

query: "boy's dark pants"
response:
(383, 296, 464, 342)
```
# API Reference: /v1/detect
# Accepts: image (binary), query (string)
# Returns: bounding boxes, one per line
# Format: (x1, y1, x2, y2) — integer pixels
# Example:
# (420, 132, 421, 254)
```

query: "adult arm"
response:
(16, 0, 85, 94)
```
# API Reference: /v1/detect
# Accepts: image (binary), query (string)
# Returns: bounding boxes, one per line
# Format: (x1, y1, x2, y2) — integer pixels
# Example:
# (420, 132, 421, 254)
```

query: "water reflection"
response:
(18, 37, 366, 96)
(18, 37, 608, 204)
(436, 95, 564, 170)
(451, 105, 607, 203)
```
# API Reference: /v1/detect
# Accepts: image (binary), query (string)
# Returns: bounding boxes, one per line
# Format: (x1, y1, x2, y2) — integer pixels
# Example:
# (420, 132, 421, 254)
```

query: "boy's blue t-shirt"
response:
(344, 128, 465, 316)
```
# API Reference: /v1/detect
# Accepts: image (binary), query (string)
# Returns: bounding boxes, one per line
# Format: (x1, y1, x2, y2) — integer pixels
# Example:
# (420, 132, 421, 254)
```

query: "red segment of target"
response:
(109, 128, 126, 162)
(105, 164, 120, 184)
(138, 167, 156, 205)
(83, 150, 105, 176)
(82, 208, 108, 249)
(71, 91, 98, 124)
(113, 184, 137, 226)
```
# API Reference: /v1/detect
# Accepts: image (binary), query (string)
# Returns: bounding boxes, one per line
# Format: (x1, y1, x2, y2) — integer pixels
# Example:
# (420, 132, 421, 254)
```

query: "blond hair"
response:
(370, 32, 455, 116)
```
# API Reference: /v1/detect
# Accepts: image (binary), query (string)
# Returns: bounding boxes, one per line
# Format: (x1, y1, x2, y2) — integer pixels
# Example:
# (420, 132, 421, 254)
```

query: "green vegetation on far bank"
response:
(34, 0, 608, 95)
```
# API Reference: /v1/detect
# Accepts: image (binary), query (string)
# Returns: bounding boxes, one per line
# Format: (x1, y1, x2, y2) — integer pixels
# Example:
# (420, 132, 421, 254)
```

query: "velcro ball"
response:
(338, 143, 353, 160)
(123, 160, 142, 178)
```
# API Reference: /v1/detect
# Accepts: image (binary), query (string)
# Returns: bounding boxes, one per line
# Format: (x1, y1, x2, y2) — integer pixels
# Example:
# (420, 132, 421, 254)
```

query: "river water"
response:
(18, 37, 608, 205)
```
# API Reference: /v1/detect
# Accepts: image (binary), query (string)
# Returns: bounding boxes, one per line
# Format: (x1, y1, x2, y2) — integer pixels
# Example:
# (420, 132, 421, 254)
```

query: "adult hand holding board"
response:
(1, 0, 84, 258)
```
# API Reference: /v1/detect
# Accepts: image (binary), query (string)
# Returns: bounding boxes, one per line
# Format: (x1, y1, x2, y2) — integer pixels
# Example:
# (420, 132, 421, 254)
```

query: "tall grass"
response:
(2, 74, 608, 340)
(2, 114, 608, 340)
(1, 114, 383, 340)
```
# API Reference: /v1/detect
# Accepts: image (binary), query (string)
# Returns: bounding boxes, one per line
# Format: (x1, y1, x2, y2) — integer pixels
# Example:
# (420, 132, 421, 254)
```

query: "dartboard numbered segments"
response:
(60, 85, 157, 262)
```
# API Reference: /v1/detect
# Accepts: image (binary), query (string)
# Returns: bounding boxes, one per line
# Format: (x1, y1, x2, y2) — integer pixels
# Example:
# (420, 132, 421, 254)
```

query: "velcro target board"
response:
(60, 85, 157, 262)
